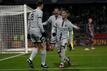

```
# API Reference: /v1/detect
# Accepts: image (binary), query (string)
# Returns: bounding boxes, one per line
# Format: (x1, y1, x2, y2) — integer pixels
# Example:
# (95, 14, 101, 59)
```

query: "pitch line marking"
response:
(0, 53, 25, 62)
(46, 54, 107, 56)
(0, 67, 107, 71)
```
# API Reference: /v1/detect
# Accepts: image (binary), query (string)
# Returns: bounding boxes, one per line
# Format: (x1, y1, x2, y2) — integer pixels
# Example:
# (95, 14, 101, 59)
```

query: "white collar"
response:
(36, 7, 41, 11)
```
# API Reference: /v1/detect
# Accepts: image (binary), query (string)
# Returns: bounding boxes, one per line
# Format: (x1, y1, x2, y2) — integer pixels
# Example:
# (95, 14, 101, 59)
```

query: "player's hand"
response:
(53, 33, 56, 37)
(42, 32, 47, 37)
(68, 39, 70, 44)
(77, 27, 80, 30)
(46, 43, 54, 51)
(68, 44, 72, 51)
(91, 33, 94, 37)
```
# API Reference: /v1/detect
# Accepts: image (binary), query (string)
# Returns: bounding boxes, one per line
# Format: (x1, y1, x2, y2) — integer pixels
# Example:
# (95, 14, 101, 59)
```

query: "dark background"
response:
(0, 0, 107, 34)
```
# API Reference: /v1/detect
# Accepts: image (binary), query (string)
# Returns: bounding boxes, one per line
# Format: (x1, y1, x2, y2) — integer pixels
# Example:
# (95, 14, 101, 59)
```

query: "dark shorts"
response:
(27, 34, 31, 39)
(86, 32, 93, 39)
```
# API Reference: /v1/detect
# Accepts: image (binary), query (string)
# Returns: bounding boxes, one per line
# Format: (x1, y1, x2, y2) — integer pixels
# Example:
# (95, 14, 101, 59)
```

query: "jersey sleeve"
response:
(43, 16, 52, 25)
(52, 21, 57, 34)
(37, 11, 45, 33)
(69, 22, 79, 30)
(27, 12, 32, 34)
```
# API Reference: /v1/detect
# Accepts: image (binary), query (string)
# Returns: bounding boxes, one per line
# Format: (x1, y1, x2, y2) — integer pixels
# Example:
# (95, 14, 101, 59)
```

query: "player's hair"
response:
(61, 8, 70, 17)
(52, 7, 61, 15)
(36, 0, 43, 6)
(88, 16, 93, 19)
(61, 8, 69, 13)
(54, 7, 60, 10)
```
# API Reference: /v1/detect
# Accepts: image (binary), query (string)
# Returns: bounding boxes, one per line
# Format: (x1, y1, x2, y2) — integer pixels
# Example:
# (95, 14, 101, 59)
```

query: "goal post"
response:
(0, 5, 33, 54)
(24, 4, 28, 54)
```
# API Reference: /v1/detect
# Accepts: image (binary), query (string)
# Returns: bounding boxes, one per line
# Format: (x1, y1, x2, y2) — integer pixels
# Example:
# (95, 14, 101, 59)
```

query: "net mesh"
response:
(0, 5, 33, 53)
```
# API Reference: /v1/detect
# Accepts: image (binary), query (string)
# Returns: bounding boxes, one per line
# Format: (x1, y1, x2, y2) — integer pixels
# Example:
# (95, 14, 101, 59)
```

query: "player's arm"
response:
(27, 12, 32, 34)
(37, 11, 45, 33)
(52, 22, 57, 37)
(70, 22, 80, 30)
(89, 24, 94, 37)
(43, 16, 52, 25)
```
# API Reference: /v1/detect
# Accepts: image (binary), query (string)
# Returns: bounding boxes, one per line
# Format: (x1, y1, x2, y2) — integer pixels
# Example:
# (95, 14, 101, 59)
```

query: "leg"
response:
(59, 40, 71, 68)
(27, 43, 38, 68)
(27, 33, 40, 68)
(37, 42, 48, 68)
(59, 45, 67, 68)
(29, 44, 38, 61)
(84, 33, 91, 51)
(90, 38, 95, 50)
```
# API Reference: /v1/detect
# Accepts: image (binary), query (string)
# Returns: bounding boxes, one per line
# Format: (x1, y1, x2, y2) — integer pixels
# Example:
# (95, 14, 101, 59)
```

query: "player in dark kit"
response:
(84, 17, 95, 51)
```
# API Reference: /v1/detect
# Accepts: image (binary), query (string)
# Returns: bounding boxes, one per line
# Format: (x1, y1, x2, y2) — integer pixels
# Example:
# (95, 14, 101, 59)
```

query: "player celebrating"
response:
(52, 9, 80, 68)
(84, 17, 95, 51)
(43, 8, 62, 50)
(27, 1, 48, 68)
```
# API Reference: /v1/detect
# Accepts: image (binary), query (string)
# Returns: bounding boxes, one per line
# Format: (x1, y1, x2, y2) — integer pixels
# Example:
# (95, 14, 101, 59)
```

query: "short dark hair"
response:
(36, 0, 43, 6)
(61, 8, 69, 13)
(54, 7, 60, 10)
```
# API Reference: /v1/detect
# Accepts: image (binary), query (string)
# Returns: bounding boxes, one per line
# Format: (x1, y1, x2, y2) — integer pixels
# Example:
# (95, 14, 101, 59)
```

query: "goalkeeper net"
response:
(0, 5, 33, 53)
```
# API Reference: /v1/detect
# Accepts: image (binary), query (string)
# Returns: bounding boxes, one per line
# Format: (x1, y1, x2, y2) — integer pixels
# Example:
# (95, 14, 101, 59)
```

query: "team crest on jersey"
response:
(65, 25, 67, 27)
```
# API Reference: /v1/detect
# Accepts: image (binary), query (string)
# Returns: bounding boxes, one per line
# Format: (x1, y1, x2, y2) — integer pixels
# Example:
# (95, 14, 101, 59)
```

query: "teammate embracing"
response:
(52, 9, 80, 68)
(27, 1, 48, 68)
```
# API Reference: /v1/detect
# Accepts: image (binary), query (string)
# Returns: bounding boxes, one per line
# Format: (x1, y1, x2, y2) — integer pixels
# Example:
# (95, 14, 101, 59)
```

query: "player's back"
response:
(30, 9, 42, 28)
(28, 8, 43, 33)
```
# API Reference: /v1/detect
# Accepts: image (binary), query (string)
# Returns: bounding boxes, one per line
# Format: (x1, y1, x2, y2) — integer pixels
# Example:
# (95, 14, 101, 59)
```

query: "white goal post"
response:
(0, 5, 33, 53)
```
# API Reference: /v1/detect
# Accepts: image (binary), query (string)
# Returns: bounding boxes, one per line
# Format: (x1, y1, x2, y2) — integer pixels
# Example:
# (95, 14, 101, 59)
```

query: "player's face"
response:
(61, 11, 68, 19)
(54, 9, 60, 16)
(88, 18, 93, 23)
(40, 4, 44, 10)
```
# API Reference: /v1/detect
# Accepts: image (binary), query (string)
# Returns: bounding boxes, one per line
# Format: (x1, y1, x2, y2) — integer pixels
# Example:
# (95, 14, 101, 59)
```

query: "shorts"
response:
(55, 38, 67, 53)
(86, 32, 93, 39)
(29, 29, 45, 43)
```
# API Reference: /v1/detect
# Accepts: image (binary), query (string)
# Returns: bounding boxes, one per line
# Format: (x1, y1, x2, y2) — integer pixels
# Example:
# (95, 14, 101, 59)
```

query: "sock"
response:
(41, 49, 46, 65)
(60, 47, 66, 63)
(29, 48, 38, 61)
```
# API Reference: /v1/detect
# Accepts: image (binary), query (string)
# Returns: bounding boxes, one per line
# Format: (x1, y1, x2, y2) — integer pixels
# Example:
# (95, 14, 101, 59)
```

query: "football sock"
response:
(60, 47, 66, 63)
(41, 49, 46, 65)
(29, 48, 38, 61)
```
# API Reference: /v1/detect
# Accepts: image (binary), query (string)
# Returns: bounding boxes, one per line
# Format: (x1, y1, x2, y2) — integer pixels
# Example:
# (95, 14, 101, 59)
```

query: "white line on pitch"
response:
(0, 67, 107, 71)
(46, 54, 107, 56)
(0, 53, 25, 62)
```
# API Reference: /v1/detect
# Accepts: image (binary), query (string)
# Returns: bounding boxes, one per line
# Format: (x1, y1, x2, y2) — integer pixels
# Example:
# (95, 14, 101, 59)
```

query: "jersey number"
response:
(31, 13, 34, 20)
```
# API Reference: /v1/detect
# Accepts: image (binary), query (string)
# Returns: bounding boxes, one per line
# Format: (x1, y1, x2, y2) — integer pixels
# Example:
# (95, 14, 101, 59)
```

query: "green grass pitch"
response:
(0, 46, 107, 71)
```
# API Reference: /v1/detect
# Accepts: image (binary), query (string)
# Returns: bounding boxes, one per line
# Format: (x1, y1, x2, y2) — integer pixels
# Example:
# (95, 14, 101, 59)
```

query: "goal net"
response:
(0, 5, 33, 53)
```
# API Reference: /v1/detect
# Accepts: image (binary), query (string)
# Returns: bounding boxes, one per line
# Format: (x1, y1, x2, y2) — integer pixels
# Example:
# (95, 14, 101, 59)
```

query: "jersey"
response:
(43, 15, 62, 43)
(52, 18, 78, 45)
(86, 23, 94, 38)
(43, 15, 62, 32)
(28, 8, 44, 43)
(28, 8, 44, 34)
